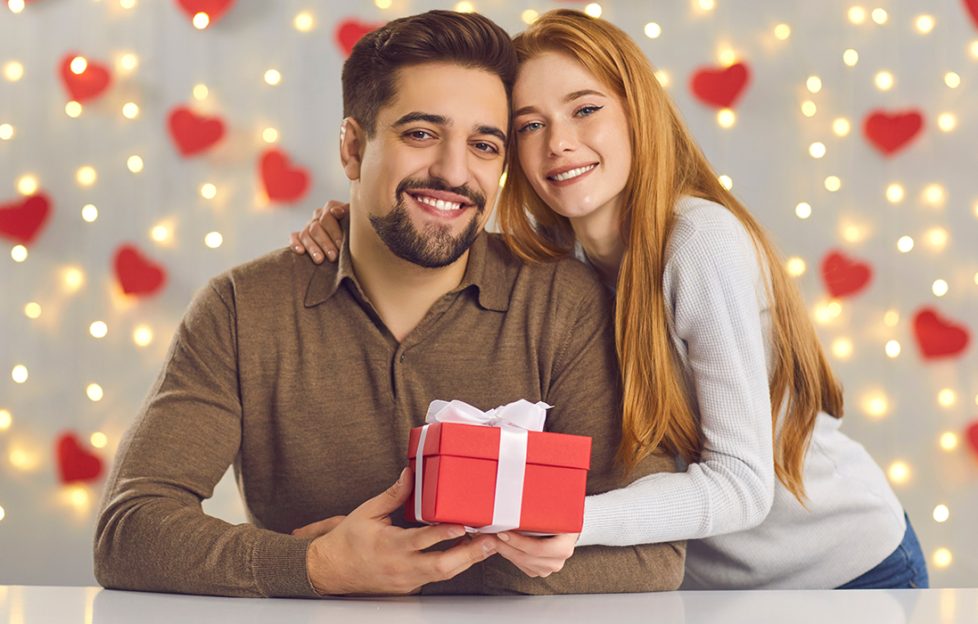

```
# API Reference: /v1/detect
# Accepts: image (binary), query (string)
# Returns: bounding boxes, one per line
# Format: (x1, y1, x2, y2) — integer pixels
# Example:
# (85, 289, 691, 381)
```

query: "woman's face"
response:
(512, 51, 632, 223)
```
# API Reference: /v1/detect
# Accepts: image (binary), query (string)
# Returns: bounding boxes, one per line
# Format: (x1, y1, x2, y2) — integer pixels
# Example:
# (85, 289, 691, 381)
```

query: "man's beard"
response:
(369, 178, 486, 269)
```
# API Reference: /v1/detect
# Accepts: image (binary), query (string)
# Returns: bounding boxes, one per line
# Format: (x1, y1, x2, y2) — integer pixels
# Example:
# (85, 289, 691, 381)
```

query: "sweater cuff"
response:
(251, 532, 320, 598)
(577, 494, 620, 547)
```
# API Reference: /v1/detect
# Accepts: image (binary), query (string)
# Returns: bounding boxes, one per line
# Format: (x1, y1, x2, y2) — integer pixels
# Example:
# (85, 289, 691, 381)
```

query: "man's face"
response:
(351, 62, 509, 268)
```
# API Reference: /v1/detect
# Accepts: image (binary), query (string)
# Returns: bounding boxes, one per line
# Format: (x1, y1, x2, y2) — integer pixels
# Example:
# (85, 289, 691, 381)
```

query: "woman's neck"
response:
(569, 208, 625, 288)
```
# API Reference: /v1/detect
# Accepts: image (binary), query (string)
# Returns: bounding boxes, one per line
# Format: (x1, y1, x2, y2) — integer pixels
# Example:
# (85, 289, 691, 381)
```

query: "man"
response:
(93, 10, 684, 597)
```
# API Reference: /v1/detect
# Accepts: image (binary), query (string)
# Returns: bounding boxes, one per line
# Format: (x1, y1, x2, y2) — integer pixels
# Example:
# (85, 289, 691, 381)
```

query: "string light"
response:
(89, 321, 108, 339)
(11, 245, 28, 262)
(883, 309, 899, 327)
(8, 0, 25, 13)
(861, 392, 889, 419)
(897, 236, 914, 253)
(584, 3, 602, 18)
(717, 46, 737, 66)
(192, 12, 210, 29)
(65, 101, 83, 118)
(3, 60, 24, 81)
(884, 340, 901, 358)
(117, 52, 138, 74)
(193, 84, 208, 100)
(261, 127, 279, 143)
(17, 173, 39, 195)
(697, 0, 716, 11)
(69, 56, 88, 75)
(204, 231, 224, 248)
(86, 384, 104, 402)
(925, 227, 949, 250)
(0, 505, 4, 522)
(264, 69, 282, 86)
(786, 257, 806, 277)
(119, 0, 136, 9)
(874, 70, 894, 91)
(127, 155, 144, 173)
(200, 183, 217, 199)
(914, 15, 935, 35)
(847, 6, 867, 25)
(718, 175, 733, 190)
(814, 300, 842, 324)
(717, 108, 736, 128)
(971, 41, 978, 59)
(24, 302, 41, 319)
(871, 8, 888, 24)
(887, 461, 910, 484)
(454, 1, 475, 12)
(0, 409, 10, 430)
(63, 267, 85, 291)
(885, 183, 905, 204)
(824, 176, 841, 192)
(774, 24, 791, 40)
(133, 325, 154, 347)
(521, 10, 539, 25)
(81, 204, 98, 222)
(922, 184, 946, 207)
(831, 118, 850, 137)
(90, 432, 108, 449)
(843, 49, 859, 66)
(806, 76, 822, 93)
(831, 337, 854, 359)
(293, 11, 314, 32)
(0, 123, 13, 140)
(944, 72, 961, 88)
(937, 113, 956, 132)
(809, 142, 826, 158)
(795, 202, 812, 219)
(11, 365, 28, 384)
(76, 166, 97, 187)
(644, 22, 662, 39)
(931, 279, 948, 297)
(939, 432, 959, 451)
(933, 548, 952, 569)
(933, 505, 950, 523)
(122, 102, 140, 119)
(150, 223, 172, 243)
(654, 70, 670, 88)
(374, 0, 392, 8)
(937, 388, 956, 407)
(801, 100, 817, 117)
(9, 445, 40, 471)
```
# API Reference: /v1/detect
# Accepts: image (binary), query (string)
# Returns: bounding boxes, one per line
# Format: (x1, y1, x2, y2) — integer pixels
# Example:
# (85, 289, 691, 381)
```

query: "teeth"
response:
(552, 164, 596, 182)
(414, 195, 462, 211)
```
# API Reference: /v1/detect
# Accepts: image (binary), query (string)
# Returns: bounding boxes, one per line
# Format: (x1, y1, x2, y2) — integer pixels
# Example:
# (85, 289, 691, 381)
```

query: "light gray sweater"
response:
(577, 196, 906, 589)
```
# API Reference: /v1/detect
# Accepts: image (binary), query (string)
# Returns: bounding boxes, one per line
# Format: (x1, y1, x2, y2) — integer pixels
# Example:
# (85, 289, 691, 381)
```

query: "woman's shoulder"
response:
(668, 195, 754, 261)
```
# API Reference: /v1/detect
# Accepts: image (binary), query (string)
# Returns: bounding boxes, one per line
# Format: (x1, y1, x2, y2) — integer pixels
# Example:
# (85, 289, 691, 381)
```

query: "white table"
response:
(1, 585, 976, 623)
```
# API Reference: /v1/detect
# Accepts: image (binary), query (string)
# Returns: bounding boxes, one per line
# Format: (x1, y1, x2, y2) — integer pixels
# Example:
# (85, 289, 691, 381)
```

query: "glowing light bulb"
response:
(90, 432, 108, 448)
(65, 101, 83, 118)
(133, 325, 154, 347)
(795, 202, 812, 219)
(883, 310, 899, 327)
(293, 11, 314, 32)
(897, 236, 914, 253)
(17, 173, 39, 195)
(262, 127, 279, 143)
(204, 231, 223, 249)
(843, 49, 859, 66)
(76, 166, 97, 187)
(117, 52, 138, 73)
(871, 8, 888, 24)
(192, 12, 209, 29)
(150, 224, 171, 243)
(70, 56, 88, 75)
(86, 384, 104, 402)
(24, 302, 41, 319)
(884, 340, 901, 358)
(11, 365, 28, 384)
(939, 432, 958, 451)
(932, 505, 949, 523)
(875, 71, 894, 91)
(122, 102, 140, 119)
(89, 321, 108, 339)
(862, 392, 889, 419)
(127, 155, 144, 173)
(922, 184, 945, 207)
(831, 338, 853, 359)
(944, 72, 961, 89)
(971, 40, 978, 59)
(937, 113, 956, 132)
(81, 204, 98, 222)
(786, 257, 806, 277)
(200, 183, 217, 199)
(915, 15, 935, 34)
(584, 2, 602, 17)
(814, 300, 842, 324)
(63, 267, 84, 291)
(193, 83, 208, 100)
(801, 101, 817, 117)
(0, 123, 13, 140)
(697, 0, 715, 11)
(264, 69, 282, 86)
(717, 108, 736, 128)
(120, 0, 136, 9)
(824, 176, 841, 192)
(3, 61, 24, 81)
(886, 183, 905, 204)
(11, 245, 28, 262)
(9, 446, 39, 471)
(718, 175, 733, 190)
(887, 461, 910, 484)
(933, 548, 952, 569)
(454, 1, 475, 12)
(937, 388, 956, 407)
(0, 409, 11, 431)
(925, 227, 948, 250)
(806, 76, 822, 93)
(932, 279, 949, 297)
(374, 0, 392, 8)
(774, 24, 791, 40)
(717, 47, 737, 67)
(848, 6, 867, 24)
(521, 10, 539, 24)
(809, 142, 826, 158)
(644, 22, 662, 39)
(8, 0, 25, 13)
(654, 70, 670, 87)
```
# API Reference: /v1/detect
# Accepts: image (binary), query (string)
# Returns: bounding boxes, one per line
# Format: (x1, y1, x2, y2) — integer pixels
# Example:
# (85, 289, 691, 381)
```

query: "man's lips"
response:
(407, 189, 473, 209)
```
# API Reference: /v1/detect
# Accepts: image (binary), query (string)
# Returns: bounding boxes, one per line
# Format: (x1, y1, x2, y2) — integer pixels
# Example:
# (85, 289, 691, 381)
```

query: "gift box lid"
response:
(407, 422, 591, 470)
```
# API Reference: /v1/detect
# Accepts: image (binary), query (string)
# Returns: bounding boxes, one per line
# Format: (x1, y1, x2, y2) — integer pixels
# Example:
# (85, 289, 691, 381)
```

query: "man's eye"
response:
(406, 130, 433, 140)
(473, 142, 499, 154)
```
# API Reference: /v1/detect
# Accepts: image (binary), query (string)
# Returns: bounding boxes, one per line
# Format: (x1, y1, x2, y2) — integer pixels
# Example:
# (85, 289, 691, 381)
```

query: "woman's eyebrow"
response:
(513, 89, 608, 117)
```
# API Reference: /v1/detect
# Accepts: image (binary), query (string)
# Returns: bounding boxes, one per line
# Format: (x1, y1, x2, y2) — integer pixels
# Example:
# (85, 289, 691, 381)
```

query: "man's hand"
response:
(494, 531, 579, 578)
(304, 467, 499, 595)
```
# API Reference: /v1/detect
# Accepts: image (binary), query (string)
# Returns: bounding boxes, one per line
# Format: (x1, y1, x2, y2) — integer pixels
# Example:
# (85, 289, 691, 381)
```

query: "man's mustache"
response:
(396, 178, 486, 212)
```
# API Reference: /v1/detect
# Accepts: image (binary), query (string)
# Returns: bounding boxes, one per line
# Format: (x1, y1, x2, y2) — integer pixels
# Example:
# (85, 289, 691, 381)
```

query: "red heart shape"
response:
(821, 250, 873, 298)
(335, 20, 384, 57)
(964, 0, 978, 28)
(863, 110, 924, 156)
(56, 432, 103, 485)
(175, 0, 234, 25)
(913, 308, 970, 360)
(167, 106, 225, 157)
(58, 53, 111, 103)
(0, 193, 51, 245)
(690, 62, 750, 109)
(114, 244, 167, 297)
(260, 148, 310, 203)
(966, 421, 978, 459)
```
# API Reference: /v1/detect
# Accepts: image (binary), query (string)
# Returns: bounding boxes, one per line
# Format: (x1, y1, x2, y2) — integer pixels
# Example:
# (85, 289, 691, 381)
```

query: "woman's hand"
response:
(290, 200, 349, 264)
(494, 531, 579, 578)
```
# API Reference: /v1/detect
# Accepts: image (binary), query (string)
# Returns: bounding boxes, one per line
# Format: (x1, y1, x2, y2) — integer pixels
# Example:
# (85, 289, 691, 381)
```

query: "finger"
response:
(308, 222, 339, 262)
(421, 535, 498, 583)
(290, 232, 306, 254)
(325, 200, 349, 218)
(496, 532, 577, 559)
(494, 540, 563, 576)
(356, 467, 412, 519)
(319, 213, 344, 252)
(399, 523, 468, 552)
(300, 231, 326, 264)
(291, 515, 346, 539)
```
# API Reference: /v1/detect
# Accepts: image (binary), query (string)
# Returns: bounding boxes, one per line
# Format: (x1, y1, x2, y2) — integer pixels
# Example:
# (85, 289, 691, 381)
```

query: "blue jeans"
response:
(837, 513, 929, 589)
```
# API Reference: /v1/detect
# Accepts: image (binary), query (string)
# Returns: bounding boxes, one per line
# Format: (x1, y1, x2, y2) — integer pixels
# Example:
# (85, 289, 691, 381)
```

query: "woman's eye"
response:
(576, 105, 603, 117)
(517, 121, 543, 134)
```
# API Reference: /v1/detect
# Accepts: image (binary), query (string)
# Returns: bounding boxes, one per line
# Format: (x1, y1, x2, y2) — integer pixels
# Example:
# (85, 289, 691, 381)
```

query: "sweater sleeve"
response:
(577, 214, 776, 547)
(93, 280, 320, 598)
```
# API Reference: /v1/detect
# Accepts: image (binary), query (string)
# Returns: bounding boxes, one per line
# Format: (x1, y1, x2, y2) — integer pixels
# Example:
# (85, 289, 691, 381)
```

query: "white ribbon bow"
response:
(414, 399, 550, 533)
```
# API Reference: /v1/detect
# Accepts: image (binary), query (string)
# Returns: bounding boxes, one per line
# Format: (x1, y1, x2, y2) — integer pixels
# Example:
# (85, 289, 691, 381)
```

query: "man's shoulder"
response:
(205, 247, 314, 306)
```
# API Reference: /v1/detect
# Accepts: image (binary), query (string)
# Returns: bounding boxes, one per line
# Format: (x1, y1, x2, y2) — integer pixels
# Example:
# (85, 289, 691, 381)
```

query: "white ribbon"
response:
(413, 399, 550, 533)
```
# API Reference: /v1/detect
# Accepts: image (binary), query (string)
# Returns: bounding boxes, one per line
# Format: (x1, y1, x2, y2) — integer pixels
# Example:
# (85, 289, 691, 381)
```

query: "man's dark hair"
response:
(341, 10, 517, 136)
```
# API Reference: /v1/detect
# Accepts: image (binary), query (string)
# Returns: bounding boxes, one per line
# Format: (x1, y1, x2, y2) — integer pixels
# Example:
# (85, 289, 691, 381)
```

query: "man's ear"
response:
(339, 117, 365, 181)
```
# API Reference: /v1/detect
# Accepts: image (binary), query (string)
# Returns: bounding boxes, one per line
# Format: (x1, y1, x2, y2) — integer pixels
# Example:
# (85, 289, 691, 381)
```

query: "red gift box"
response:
(405, 421, 591, 533)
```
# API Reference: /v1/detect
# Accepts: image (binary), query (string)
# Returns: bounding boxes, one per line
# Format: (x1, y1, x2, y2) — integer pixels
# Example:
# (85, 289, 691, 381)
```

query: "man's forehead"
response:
(381, 62, 509, 124)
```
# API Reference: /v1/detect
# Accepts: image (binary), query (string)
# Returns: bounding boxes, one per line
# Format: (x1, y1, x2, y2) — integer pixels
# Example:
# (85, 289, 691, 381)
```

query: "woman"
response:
(289, 10, 926, 590)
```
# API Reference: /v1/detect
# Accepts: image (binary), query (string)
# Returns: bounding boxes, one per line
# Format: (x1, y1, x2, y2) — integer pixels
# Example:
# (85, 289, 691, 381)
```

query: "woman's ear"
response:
(339, 117, 365, 181)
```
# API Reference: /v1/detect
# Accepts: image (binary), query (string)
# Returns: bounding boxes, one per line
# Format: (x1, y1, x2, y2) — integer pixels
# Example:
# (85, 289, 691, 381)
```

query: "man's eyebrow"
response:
(513, 89, 608, 117)
(392, 112, 506, 144)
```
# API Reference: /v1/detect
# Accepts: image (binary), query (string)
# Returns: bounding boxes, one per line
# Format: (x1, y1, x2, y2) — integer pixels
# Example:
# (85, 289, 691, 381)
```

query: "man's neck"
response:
(348, 219, 470, 343)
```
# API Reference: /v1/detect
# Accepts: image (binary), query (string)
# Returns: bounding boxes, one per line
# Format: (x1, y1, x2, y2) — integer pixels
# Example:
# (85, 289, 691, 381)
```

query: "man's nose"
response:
(428, 140, 471, 189)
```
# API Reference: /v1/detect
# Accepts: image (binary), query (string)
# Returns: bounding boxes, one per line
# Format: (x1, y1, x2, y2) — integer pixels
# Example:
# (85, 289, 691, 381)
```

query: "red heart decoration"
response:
(913, 308, 970, 360)
(821, 250, 873, 298)
(863, 110, 924, 156)
(114, 244, 167, 296)
(260, 148, 310, 203)
(964, 0, 978, 28)
(966, 421, 978, 459)
(690, 62, 750, 109)
(56, 432, 103, 485)
(58, 53, 111, 103)
(175, 0, 235, 25)
(0, 193, 51, 244)
(335, 20, 384, 57)
(167, 106, 225, 157)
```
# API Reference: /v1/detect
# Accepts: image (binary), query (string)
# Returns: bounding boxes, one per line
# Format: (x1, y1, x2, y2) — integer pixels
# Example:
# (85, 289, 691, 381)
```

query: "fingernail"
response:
(293, 245, 302, 252)
(482, 541, 496, 555)
(497, 533, 510, 542)
(327, 251, 335, 261)
(450, 526, 466, 538)
(397, 467, 409, 485)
